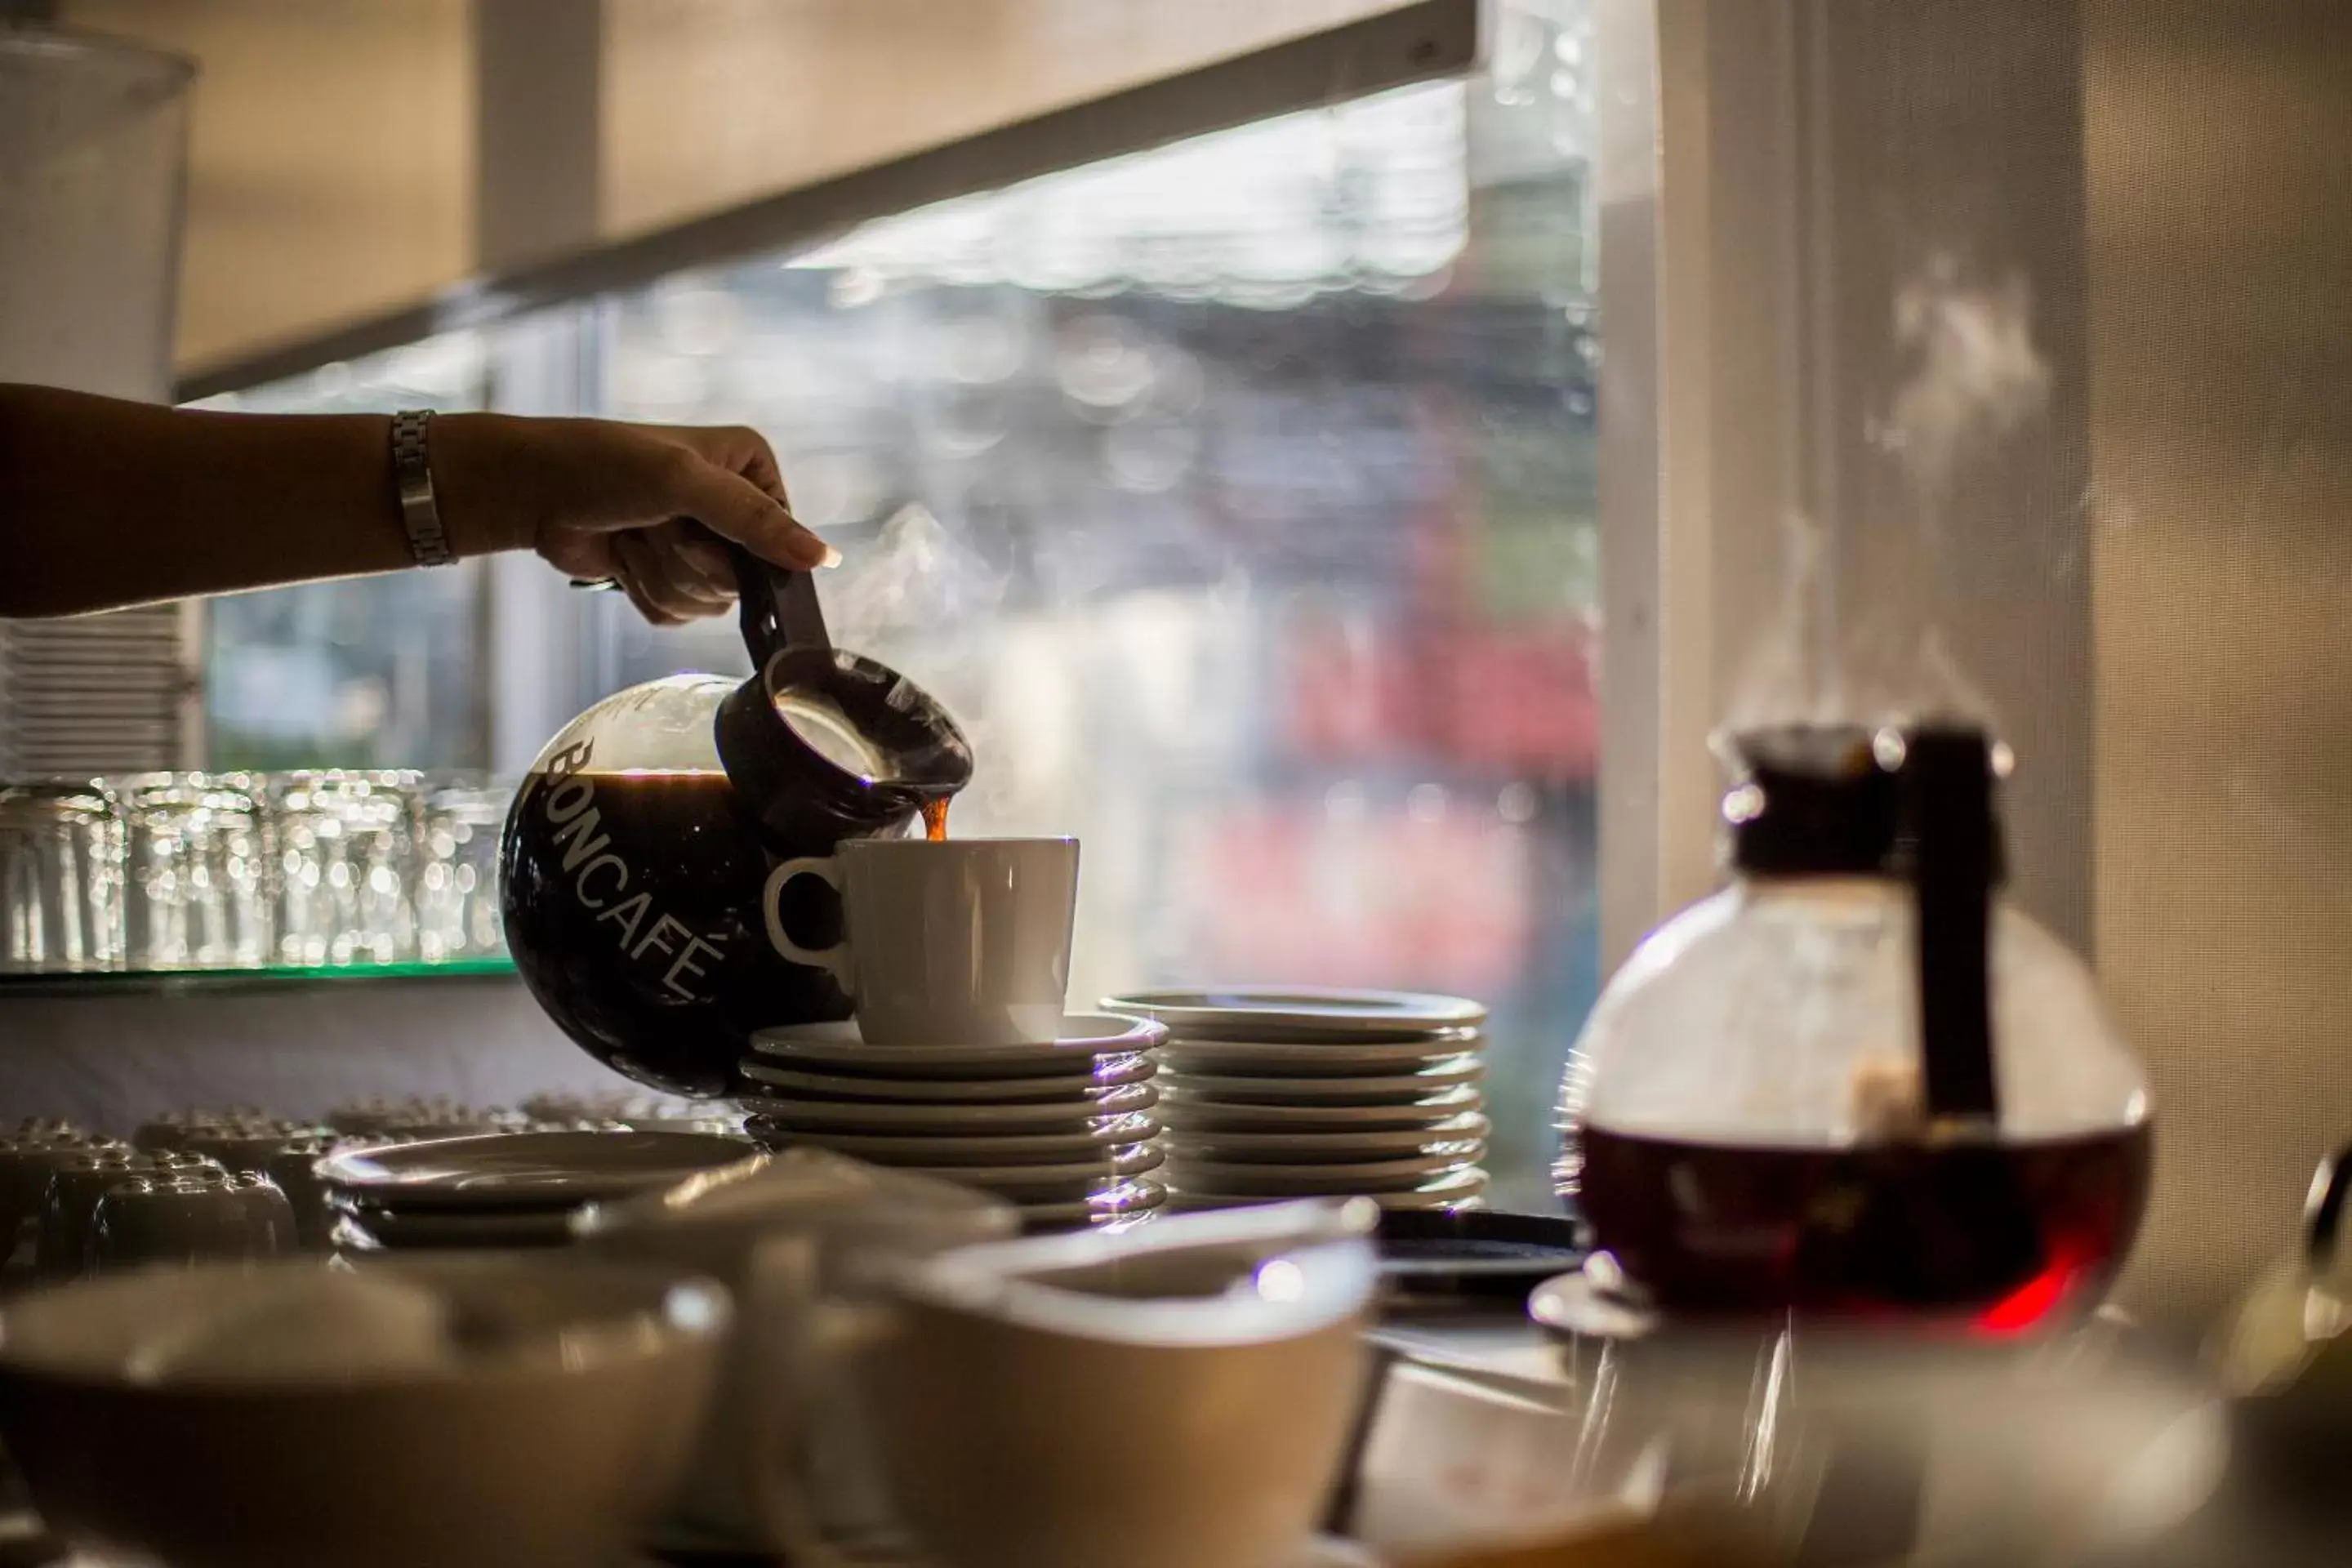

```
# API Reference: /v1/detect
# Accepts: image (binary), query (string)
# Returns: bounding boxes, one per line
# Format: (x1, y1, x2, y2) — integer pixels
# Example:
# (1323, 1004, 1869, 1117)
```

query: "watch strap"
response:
(390, 410, 455, 567)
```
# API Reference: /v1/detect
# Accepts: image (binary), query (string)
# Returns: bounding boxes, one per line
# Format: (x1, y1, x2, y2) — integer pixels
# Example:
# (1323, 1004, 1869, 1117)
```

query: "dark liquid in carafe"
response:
(920, 797, 949, 842)
(1577, 1123, 2151, 1332)
(501, 768, 848, 1096)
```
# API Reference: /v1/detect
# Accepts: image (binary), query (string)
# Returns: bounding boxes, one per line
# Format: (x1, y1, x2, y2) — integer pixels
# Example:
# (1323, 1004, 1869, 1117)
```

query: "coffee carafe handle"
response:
(732, 543, 833, 668)
(1899, 725, 2002, 1125)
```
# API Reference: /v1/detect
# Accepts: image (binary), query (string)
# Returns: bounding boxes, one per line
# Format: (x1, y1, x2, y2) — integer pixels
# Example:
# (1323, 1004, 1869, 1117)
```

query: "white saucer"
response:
(1016, 1178, 1167, 1226)
(317, 1130, 755, 1212)
(1157, 1085, 1482, 1129)
(1165, 1057, 1485, 1104)
(1165, 1170, 1487, 1212)
(749, 1013, 1165, 1077)
(325, 1199, 576, 1249)
(1165, 1150, 1478, 1194)
(737, 1079, 1159, 1132)
(1164, 1113, 1489, 1160)
(924, 1146, 1168, 1198)
(744, 1119, 1161, 1165)
(734, 1054, 1155, 1103)
(1357, 1169, 1490, 1209)
(1161, 1033, 1482, 1076)
(1102, 987, 1486, 1041)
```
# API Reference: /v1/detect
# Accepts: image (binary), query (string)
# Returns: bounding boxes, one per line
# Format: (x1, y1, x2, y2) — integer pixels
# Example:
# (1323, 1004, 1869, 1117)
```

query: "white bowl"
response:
(859, 1200, 1378, 1568)
(0, 1254, 727, 1568)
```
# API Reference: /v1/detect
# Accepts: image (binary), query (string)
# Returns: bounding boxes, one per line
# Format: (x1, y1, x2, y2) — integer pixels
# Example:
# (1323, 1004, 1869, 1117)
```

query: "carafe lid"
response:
(1722, 724, 1899, 875)
(1722, 723, 2007, 888)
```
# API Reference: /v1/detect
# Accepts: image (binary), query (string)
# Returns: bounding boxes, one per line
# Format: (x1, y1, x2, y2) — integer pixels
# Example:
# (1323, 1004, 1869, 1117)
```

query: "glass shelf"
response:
(0, 956, 517, 998)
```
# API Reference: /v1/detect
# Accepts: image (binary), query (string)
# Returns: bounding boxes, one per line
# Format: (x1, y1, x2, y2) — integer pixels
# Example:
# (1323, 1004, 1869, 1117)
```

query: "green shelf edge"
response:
(0, 956, 519, 998)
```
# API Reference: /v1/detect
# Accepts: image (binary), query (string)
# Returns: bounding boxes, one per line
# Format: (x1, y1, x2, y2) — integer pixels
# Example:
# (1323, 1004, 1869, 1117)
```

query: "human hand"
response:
(434, 415, 835, 625)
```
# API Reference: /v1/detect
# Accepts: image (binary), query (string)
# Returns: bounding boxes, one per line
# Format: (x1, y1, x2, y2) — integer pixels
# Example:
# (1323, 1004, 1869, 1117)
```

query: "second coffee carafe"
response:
(1557, 723, 2153, 1330)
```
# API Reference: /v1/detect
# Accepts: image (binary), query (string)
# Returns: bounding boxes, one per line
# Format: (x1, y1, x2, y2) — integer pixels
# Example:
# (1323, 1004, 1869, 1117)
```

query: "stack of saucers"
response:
(1102, 988, 1491, 1214)
(316, 1129, 752, 1252)
(736, 1012, 1169, 1231)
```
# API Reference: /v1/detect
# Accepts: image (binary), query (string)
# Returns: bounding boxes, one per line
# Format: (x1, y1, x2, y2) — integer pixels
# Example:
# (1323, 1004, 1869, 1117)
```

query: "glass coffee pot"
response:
(1557, 723, 2151, 1330)
(501, 555, 971, 1095)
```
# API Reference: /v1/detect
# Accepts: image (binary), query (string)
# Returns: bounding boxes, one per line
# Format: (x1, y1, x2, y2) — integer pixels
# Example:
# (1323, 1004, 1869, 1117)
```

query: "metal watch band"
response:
(390, 409, 455, 567)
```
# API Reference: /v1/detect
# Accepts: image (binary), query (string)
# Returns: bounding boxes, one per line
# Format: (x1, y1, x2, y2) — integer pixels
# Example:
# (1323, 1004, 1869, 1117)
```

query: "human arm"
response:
(0, 383, 831, 621)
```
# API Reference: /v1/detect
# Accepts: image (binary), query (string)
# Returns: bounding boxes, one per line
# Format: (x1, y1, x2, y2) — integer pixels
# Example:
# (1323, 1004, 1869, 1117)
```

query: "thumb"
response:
(666, 457, 835, 570)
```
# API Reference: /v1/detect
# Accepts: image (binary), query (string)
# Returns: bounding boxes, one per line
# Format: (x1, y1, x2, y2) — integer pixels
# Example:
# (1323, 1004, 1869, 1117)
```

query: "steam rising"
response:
(1880, 255, 2052, 506)
(823, 502, 1009, 806)
(1728, 255, 2051, 735)
(825, 503, 1009, 648)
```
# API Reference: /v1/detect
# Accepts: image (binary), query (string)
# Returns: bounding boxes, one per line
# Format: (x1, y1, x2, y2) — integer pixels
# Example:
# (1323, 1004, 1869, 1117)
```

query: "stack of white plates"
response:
(736, 1013, 1169, 1230)
(1102, 988, 1491, 1213)
(317, 1129, 754, 1251)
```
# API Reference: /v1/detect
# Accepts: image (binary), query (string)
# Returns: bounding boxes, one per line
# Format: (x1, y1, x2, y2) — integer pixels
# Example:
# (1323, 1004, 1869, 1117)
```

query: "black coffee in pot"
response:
(501, 751, 849, 1097)
(1578, 1124, 2151, 1330)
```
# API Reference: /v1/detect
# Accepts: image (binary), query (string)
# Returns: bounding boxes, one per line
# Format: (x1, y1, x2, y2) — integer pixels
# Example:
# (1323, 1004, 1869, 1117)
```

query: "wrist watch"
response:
(390, 410, 455, 567)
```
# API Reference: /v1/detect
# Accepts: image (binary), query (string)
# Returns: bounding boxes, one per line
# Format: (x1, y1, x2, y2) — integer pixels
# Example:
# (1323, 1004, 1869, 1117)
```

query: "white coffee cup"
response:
(762, 837, 1079, 1045)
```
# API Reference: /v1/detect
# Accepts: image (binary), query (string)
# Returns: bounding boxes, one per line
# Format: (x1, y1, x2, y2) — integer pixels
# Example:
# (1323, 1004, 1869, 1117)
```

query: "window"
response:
(191, 335, 492, 773)
(200, 2, 1601, 1209)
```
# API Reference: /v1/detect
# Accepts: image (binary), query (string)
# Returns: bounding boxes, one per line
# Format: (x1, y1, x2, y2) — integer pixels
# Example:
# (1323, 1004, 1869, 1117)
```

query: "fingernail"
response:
(785, 531, 839, 570)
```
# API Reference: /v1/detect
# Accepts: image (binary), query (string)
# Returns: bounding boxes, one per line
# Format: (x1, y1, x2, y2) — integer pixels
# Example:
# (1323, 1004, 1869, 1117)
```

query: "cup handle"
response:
(743, 1235, 824, 1556)
(762, 856, 854, 993)
(743, 1234, 905, 1560)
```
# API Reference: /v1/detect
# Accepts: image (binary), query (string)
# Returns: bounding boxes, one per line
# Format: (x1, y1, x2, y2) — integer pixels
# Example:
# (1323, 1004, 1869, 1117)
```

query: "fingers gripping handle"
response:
(764, 855, 854, 993)
(730, 542, 832, 669)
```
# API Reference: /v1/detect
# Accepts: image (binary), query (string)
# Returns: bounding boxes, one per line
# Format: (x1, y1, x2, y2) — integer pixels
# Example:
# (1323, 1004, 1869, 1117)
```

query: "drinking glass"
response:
(416, 778, 511, 961)
(266, 771, 418, 965)
(111, 772, 271, 970)
(0, 781, 125, 973)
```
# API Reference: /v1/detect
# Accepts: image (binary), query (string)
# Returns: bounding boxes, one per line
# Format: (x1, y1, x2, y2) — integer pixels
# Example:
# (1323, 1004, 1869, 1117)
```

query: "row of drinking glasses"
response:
(0, 772, 510, 974)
